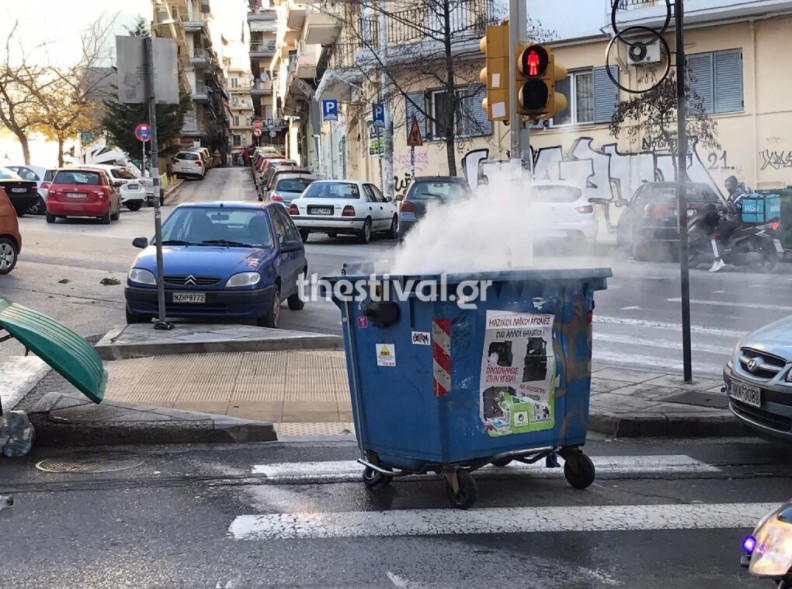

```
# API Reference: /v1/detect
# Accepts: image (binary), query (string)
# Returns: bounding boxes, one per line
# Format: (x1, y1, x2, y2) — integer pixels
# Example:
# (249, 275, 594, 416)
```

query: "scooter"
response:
(741, 501, 792, 588)
(688, 202, 781, 272)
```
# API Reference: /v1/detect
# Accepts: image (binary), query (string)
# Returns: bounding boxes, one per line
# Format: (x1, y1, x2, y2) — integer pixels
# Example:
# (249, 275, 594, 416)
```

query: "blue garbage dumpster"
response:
(324, 267, 612, 509)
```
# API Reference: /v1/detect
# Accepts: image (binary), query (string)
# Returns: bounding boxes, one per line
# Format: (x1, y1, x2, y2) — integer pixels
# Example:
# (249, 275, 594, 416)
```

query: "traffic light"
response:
(479, 24, 510, 122)
(515, 43, 567, 121)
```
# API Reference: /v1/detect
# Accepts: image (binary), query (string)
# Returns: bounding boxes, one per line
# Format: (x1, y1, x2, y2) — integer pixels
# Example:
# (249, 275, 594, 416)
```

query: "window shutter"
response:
(687, 53, 714, 113)
(592, 66, 619, 124)
(405, 91, 426, 142)
(468, 85, 492, 137)
(714, 50, 743, 113)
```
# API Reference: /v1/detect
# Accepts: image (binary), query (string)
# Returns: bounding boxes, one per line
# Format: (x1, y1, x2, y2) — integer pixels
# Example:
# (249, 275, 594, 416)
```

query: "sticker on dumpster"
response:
(376, 344, 396, 366)
(358, 316, 369, 328)
(479, 310, 557, 437)
(411, 331, 431, 345)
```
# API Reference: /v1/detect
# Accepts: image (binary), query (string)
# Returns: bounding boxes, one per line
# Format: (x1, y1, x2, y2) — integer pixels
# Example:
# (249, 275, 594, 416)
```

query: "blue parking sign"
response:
(322, 99, 338, 121)
(372, 102, 385, 128)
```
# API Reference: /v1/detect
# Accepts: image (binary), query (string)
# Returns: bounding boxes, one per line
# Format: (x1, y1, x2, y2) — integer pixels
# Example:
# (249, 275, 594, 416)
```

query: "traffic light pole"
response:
(507, 0, 521, 166)
(515, 0, 532, 172)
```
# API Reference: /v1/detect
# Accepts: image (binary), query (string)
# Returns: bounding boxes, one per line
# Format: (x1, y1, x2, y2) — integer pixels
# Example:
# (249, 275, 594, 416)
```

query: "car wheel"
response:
(100, 207, 111, 225)
(14, 209, 25, 218)
(0, 237, 19, 275)
(126, 201, 142, 212)
(111, 205, 120, 221)
(299, 229, 310, 243)
(257, 286, 281, 328)
(125, 306, 150, 324)
(27, 197, 45, 216)
(288, 271, 306, 311)
(386, 216, 398, 239)
(45, 213, 56, 224)
(358, 218, 372, 244)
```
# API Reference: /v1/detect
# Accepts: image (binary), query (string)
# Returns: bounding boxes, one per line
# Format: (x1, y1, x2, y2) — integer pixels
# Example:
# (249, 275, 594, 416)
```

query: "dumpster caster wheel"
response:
(445, 470, 477, 510)
(564, 453, 595, 490)
(491, 458, 512, 467)
(362, 466, 392, 488)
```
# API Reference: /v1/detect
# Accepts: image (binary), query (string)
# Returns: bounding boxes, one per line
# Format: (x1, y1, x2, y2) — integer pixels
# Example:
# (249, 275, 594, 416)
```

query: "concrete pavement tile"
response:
(172, 401, 230, 414)
(589, 393, 663, 414)
(275, 422, 355, 437)
(603, 384, 685, 401)
(707, 385, 726, 393)
(107, 388, 183, 404)
(283, 401, 339, 414)
(339, 409, 354, 421)
(231, 381, 288, 402)
(590, 367, 663, 384)
(642, 374, 724, 391)
(281, 411, 340, 423)
(227, 409, 282, 421)
(590, 378, 634, 393)
(227, 401, 283, 412)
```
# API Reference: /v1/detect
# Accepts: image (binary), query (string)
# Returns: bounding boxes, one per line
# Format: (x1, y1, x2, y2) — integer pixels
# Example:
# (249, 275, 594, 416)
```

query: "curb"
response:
(27, 392, 277, 446)
(588, 411, 750, 438)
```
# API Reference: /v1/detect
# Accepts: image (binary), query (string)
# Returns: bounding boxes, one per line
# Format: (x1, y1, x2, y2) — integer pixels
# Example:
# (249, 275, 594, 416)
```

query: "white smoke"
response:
(391, 163, 538, 274)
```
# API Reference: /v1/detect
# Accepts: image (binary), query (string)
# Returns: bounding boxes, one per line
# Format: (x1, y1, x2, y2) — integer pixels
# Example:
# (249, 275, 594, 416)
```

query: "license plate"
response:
(173, 292, 206, 303)
(11, 187, 27, 193)
(127, 184, 139, 190)
(310, 207, 333, 215)
(732, 380, 761, 408)
(773, 239, 784, 253)
(66, 192, 86, 199)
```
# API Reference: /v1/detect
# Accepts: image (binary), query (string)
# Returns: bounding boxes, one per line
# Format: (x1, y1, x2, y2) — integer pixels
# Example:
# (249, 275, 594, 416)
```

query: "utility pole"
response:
(674, 0, 693, 382)
(145, 37, 172, 331)
(507, 0, 521, 167)
(379, 3, 394, 199)
(515, 0, 532, 173)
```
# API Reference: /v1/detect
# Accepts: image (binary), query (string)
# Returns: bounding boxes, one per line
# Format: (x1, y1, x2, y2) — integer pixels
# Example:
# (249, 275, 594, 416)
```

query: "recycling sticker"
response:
(376, 344, 396, 367)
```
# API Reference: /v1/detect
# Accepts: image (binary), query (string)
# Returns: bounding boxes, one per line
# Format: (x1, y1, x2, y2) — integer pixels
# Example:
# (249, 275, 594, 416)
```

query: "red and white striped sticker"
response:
(432, 319, 451, 397)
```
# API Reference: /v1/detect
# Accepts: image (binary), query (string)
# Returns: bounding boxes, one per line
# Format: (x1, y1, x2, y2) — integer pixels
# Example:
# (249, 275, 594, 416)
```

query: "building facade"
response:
(247, 0, 284, 150)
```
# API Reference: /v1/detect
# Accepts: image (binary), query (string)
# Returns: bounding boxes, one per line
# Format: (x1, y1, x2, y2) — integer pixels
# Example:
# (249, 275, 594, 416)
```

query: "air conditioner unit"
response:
(627, 40, 661, 66)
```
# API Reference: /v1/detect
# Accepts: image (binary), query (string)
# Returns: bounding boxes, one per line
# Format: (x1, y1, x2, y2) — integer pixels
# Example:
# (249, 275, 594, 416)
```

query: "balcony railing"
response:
(328, 43, 358, 70)
(248, 7, 278, 21)
(192, 84, 210, 98)
(251, 80, 274, 93)
(617, 0, 659, 6)
(359, 0, 493, 47)
(250, 40, 278, 56)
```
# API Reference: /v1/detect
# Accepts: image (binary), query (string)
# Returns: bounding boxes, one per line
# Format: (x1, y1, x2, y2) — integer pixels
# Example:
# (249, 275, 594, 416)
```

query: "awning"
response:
(314, 69, 364, 103)
(0, 296, 106, 409)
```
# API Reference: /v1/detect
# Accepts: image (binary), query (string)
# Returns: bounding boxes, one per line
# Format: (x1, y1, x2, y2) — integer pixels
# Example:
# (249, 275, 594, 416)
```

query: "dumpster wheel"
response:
(562, 452, 595, 490)
(444, 469, 477, 510)
(362, 465, 393, 488)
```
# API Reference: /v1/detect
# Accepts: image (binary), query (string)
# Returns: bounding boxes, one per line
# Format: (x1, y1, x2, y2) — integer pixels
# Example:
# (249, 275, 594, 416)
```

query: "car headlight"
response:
(226, 272, 261, 288)
(129, 268, 156, 286)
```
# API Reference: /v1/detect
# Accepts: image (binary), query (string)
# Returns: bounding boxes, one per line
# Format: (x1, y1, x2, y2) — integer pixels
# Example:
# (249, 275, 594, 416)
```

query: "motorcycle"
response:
(741, 501, 792, 588)
(688, 202, 781, 272)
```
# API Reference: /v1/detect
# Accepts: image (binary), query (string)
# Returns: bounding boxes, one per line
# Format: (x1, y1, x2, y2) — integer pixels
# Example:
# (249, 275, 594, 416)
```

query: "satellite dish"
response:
(260, 72, 270, 81)
(248, 74, 255, 81)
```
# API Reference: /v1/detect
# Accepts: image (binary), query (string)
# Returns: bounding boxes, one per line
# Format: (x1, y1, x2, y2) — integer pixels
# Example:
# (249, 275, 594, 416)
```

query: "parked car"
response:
(529, 181, 599, 248)
(125, 201, 307, 327)
(264, 173, 317, 206)
(46, 168, 121, 224)
(172, 151, 206, 180)
(0, 167, 39, 218)
(724, 316, 792, 442)
(260, 168, 311, 202)
(0, 188, 21, 274)
(188, 147, 212, 170)
(6, 164, 50, 215)
(288, 180, 398, 243)
(254, 157, 296, 187)
(398, 176, 473, 241)
(79, 164, 146, 211)
(616, 181, 724, 260)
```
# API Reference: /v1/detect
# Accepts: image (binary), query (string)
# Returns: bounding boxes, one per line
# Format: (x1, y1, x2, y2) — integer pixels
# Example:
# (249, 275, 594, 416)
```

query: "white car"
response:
(288, 180, 398, 243)
(529, 181, 599, 246)
(77, 164, 147, 211)
(172, 151, 206, 180)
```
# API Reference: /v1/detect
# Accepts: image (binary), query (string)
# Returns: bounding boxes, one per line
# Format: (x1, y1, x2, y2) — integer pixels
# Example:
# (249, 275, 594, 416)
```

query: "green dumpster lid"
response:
(0, 296, 106, 404)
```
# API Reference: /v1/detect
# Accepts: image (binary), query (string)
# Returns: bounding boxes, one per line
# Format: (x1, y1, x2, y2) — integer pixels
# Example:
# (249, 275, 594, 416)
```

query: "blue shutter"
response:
(405, 91, 426, 142)
(714, 50, 743, 113)
(687, 53, 713, 113)
(592, 65, 619, 124)
(468, 85, 492, 137)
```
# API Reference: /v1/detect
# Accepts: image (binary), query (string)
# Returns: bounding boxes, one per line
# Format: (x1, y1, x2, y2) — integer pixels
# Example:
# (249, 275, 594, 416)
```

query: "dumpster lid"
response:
(330, 265, 613, 284)
(0, 296, 106, 404)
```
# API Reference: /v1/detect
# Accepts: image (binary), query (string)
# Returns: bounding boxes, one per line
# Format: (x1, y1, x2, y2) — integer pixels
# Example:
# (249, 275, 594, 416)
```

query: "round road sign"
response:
(253, 128, 262, 137)
(134, 123, 152, 142)
(252, 119, 263, 130)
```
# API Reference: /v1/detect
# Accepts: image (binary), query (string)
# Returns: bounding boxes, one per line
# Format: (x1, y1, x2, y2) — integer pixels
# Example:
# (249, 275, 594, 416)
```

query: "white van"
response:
(172, 151, 206, 180)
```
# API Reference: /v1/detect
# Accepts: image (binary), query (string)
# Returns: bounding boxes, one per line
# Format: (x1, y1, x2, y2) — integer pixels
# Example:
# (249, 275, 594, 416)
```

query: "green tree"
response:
(100, 17, 190, 159)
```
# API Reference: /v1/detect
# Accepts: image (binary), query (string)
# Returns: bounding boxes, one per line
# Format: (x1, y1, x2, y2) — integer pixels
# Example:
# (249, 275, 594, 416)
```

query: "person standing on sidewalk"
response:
(242, 146, 250, 167)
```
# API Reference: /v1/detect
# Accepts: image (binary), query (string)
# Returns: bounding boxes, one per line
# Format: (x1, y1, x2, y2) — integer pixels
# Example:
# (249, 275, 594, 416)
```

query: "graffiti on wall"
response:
(394, 173, 414, 198)
(760, 151, 792, 170)
(394, 152, 429, 171)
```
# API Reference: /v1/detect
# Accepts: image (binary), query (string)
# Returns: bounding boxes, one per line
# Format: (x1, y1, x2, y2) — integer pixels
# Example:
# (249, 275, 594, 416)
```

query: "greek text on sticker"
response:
(411, 331, 431, 345)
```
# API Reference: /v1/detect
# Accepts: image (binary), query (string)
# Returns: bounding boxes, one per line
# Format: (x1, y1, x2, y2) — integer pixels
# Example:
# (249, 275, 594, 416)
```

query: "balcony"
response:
(251, 80, 274, 95)
(303, 11, 341, 45)
(250, 40, 278, 58)
(230, 99, 253, 109)
(191, 84, 210, 101)
(611, 0, 792, 30)
(249, 19, 278, 33)
(183, 19, 206, 33)
(190, 49, 210, 67)
(248, 7, 278, 21)
(287, 1, 307, 30)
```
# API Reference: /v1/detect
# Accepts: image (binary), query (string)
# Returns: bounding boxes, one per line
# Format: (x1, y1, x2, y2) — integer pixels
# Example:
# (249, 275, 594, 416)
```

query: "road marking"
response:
(749, 284, 792, 291)
(386, 572, 410, 588)
(228, 502, 776, 540)
(667, 298, 792, 312)
(593, 350, 725, 375)
(593, 333, 732, 355)
(619, 306, 641, 311)
(594, 315, 745, 339)
(251, 455, 719, 482)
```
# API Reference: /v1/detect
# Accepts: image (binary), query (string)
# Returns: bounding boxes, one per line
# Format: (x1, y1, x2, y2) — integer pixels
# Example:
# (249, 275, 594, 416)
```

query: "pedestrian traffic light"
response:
(515, 43, 567, 121)
(478, 24, 510, 122)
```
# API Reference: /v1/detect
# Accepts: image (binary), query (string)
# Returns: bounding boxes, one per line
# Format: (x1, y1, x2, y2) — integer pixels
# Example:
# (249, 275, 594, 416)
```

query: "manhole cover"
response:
(35, 455, 143, 474)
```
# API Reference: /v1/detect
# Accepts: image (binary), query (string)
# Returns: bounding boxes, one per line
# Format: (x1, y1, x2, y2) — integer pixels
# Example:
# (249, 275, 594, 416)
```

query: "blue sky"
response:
(526, 0, 608, 40)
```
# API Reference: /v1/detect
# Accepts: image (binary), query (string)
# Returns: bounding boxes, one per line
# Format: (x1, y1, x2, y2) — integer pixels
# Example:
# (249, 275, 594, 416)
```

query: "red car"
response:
(46, 168, 121, 224)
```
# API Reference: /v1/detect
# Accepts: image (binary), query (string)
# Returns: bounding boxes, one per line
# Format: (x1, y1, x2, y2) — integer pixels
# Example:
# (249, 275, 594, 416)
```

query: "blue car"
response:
(125, 201, 307, 327)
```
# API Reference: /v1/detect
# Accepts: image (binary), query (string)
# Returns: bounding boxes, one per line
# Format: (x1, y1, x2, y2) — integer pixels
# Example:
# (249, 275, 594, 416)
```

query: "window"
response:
(233, 135, 242, 147)
(548, 67, 619, 128)
(410, 85, 491, 142)
(687, 49, 743, 114)
(53, 171, 102, 185)
(302, 182, 361, 199)
(231, 77, 239, 88)
(369, 184, 386, 202)
(233, 116, 240, 126)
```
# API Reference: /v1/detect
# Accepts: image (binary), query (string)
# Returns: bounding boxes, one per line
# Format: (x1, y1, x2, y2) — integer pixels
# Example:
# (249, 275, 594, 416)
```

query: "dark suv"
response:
(397, 176, 473, 241)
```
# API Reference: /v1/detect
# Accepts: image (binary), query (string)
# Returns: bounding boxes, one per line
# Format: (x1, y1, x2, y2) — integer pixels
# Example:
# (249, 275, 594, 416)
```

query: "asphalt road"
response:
(2, 166, 790, 376)
(0, 435, 787, 588)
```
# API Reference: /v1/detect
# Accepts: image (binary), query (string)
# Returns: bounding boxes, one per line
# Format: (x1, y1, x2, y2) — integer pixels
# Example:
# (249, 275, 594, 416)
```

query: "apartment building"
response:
(247, 0, 283, 149)
(227, 64, 256, 160)
(152, 0, 230, 162)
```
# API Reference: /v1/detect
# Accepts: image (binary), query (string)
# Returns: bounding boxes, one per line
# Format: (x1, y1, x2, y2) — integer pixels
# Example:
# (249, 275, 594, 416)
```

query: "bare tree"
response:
(323, 0, 554, 175)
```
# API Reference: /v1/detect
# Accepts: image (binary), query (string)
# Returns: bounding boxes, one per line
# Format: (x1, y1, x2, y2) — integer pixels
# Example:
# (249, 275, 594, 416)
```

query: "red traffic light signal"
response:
(519, 45, 548, 78)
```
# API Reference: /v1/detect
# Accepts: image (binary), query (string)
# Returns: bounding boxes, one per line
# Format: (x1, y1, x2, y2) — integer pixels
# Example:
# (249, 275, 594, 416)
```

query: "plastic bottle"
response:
(0, 411, 35, 457)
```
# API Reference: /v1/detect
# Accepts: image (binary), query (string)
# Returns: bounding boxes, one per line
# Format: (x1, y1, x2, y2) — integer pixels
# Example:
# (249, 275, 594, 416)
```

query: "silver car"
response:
(724, 316, 792, 440)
